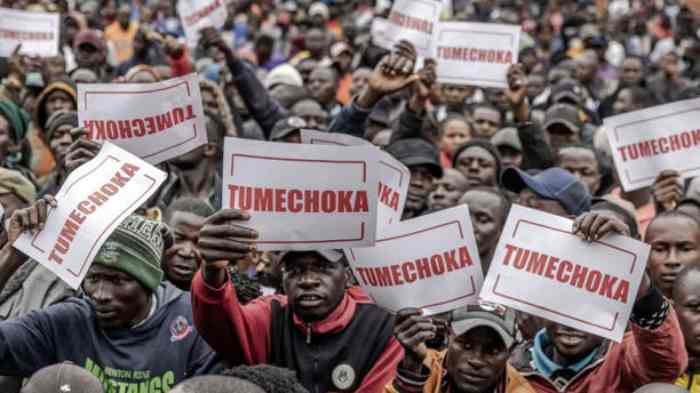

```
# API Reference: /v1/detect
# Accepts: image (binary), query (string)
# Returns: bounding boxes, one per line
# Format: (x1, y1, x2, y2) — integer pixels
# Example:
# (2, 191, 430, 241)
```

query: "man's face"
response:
(117, 4, 131, 27)
(76, 43, 102, 69)
(496, 146, 522, 169)
(405, 165, 436, 216)
(428, 169, 467, 212)
(518, 189, 569, 217)
(163, 211, 205, 290)
(349, 68, 371, 98)
(201, 89, 219, 115)
(445, 327, 509, 393)
(83, 264, 151, 329)
(0, 116, 15, 163)
(45, 90, 74, 117)
(296, 60, 318, 85)
(49, 124, 73, 168)
(472, 108, 502, 139)
(558, 148, 600, 195)
(305, 30, 327, 57)
(455, 146, 497, 188)
(612, 88, 636, 115)
(442, 84, 472, 109)
(334, 51, 353, 72)
(461, 190, 504, 269)
(440, 118, 471, 157)
(526, 75, 545, 99)
(646, 216, 700, 299)
(45, 56, 66, 81)
(545, 124, 580, 153)
(545, 322, 603, 362)
(291, 101, 329, 130)
(282, 253, 347, 322)
(308, 68, 337, 106)
(661, 53, 680, 78)
(575, 59, 596, 83)
(621, 58, 643, 86)
(673, 271, 700, 357)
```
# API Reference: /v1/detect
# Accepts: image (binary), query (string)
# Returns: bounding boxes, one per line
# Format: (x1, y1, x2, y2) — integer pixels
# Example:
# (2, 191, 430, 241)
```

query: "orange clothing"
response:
(384, 349, 536, 393)
(104, 21, 139, 64)
(336, 73, 352, 105)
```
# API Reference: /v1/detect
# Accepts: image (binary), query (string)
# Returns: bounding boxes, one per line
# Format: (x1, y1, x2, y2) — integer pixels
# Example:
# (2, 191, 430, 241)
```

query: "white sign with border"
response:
(0, 7, 59, 57)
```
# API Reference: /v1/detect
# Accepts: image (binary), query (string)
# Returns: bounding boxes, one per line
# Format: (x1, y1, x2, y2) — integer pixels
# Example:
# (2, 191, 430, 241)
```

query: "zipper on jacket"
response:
(306, 324, 312, 344)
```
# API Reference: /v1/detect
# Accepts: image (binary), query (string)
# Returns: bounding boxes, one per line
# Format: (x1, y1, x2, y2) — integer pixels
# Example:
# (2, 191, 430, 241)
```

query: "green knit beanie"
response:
(93, 215, 165, 291)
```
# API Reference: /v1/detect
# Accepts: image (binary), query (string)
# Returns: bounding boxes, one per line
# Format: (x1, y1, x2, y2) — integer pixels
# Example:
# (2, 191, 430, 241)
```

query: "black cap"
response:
(550, 79, 584, 106)
(543, 103, 582, 134)
(385, 138, 443, 178)
(270, 116, 308, 141)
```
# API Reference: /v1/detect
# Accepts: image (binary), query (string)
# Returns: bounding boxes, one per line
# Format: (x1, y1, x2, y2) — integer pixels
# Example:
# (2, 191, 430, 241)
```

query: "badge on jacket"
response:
(332, 364, 356, 391)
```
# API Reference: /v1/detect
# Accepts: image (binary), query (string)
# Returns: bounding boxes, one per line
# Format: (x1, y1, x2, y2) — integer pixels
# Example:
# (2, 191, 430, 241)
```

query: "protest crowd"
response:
(4, 0, 700, 392)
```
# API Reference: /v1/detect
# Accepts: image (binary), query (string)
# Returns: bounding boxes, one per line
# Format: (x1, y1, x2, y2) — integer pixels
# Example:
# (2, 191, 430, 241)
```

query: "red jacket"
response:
(510, 308, 688, 393)
(191, 271, 404, 392)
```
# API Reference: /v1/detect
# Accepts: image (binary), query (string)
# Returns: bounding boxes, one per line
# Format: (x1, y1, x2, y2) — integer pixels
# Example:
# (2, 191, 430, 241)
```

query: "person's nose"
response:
(298, 271, 321, 288)
(91, 281, 113, 304)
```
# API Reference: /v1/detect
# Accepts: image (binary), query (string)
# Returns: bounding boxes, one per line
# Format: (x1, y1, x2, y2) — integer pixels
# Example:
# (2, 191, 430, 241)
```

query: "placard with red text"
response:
(605, 97, 700, 191)
(385, 0, 443, 58)
(301, 130, 409, 228)
(0, 7, 59, 57)
(432, 22, 520, 88)
(222, 137, 380, 251)
(177, 0, 227, 47)
(13, 143, 167, 289)
(77, 73, 208, 165)
(479, 205, 649, 342)
(345, 205, 483, 315)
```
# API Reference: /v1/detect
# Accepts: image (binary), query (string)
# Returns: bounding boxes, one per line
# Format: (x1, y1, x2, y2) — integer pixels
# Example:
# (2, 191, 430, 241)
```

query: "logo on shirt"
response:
(170, 315, 192, 342)
(332, 364, 356, 391)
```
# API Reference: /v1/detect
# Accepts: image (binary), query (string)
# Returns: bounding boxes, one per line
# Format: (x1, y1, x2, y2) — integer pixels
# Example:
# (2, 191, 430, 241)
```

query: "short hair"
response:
(221, 365, 309, 393)
(470, 103, 503, 121)
(21, 363, 103, 393)
(591, 200, 640, 239)
(462, 186, 512, 226)
(164, 197, 215, 224)
(557, 144, 604, 173)
(172, 375, 264, 393)
(439, 114, 471, 136)
(647, 210, 700, 236)
(674, 263, 700, 299)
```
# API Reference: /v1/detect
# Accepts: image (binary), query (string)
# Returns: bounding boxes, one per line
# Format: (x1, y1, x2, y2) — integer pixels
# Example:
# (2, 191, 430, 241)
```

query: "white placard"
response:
(78, 74, 208, 165)
(222, 137, 380, 251)
(301, 130, 410, 229)
(605, 97, 700, 191)
(370, 17, 393, 50)
(177, 0, 228, 47)
(0, 7, 59, 57)
(479, 205, 649, 342)
(433, 22, 520, 88)
(345, 205, 483, 315)
(13, 143, 167, 289)
(385, 0, 443, 58)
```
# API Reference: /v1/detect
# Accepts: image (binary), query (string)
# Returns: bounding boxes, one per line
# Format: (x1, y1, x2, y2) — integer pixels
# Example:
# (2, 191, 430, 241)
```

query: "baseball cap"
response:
(278, 250, 344, 265)
(270, 116, 308, 141)
(543, 103, 582, 134)
(265, 64, 304, 89)
(73, 29, 106, 53)
(549, 79, 584, 106)
(385, 138, 443, 178)
(451, 302, 516, 348)
(490, 127, 522, 152)
(330, 42, 353, 58)
(502, 167, 591, 215)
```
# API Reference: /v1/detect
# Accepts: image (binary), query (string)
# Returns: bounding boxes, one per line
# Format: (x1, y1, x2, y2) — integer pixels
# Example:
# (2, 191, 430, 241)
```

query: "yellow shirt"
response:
(676, 373, 700, 392)
(104, 21, 139, 64)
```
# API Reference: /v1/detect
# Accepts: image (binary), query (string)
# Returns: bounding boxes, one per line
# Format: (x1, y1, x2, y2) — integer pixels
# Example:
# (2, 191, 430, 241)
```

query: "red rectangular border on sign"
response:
(490, 219, 639, 332)
(349, 220, 478, 309)
(30, 155, 159, 277)
(436, 29, 515, 84)
(611, 108, 700, 186)
(229, 153, 369, 244)
(82, 80, 199, 160)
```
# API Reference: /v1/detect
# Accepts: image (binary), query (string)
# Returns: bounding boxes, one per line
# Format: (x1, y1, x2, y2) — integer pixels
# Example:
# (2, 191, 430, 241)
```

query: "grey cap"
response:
(278, 250, 344, 265)
(451, 302, 516, 348)
(491, 127, 522, 152)
(543, 103, 582, 134)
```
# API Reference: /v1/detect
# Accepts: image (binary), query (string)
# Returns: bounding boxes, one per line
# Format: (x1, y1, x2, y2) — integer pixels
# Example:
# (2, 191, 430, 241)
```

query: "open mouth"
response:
(297, 294, 324, 307)
(555, 331, 586, 347)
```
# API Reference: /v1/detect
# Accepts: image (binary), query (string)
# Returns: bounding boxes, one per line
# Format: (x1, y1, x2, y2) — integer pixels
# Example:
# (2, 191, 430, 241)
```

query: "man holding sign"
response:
(191, 209, 403, 393)
(481, 206, 686, 392)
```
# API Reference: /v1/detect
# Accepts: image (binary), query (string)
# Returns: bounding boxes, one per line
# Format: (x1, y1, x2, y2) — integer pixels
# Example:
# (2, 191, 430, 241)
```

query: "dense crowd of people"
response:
(2, 0, 700, 392)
